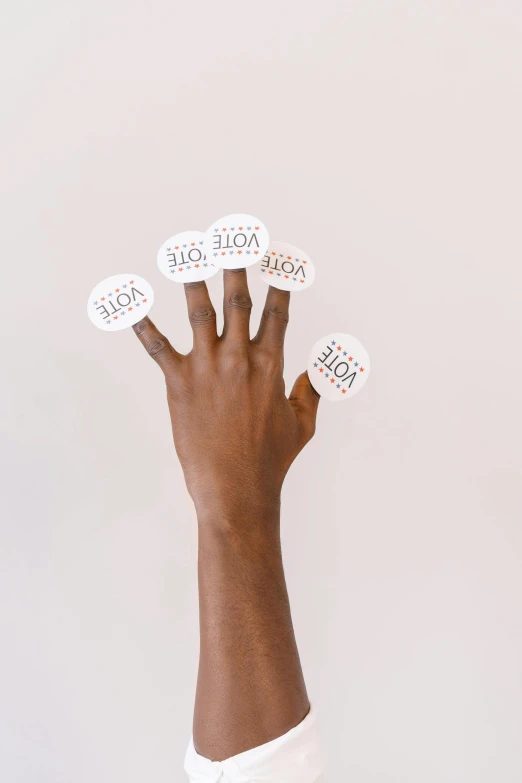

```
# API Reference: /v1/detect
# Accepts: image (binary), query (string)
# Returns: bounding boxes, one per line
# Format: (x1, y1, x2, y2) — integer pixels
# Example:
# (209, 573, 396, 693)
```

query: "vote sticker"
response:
(260, 241, 315, 291)
(87, 274, 154, 332)
(308, 333, 370, 401)
(204, 213, 269, 269)
(157, 230, 219, 284)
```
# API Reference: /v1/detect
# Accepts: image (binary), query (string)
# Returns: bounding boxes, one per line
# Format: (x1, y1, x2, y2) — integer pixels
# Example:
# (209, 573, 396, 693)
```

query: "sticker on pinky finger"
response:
(308, 333, 370, 400)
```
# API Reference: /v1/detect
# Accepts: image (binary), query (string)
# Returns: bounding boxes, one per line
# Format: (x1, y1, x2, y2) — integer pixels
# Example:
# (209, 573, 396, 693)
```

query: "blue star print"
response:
(247, 226, 251, 230)
(354, 362, 359, 367)
(336, 383, 341, 388)
(93, 300, 98, 305)
(122, 284, 127, 288)
(343, 351, 347, 356)
(331, 340, 336, 345)
(214, 228, 218, 232)
(261, 268, 266, 272)
(170, 269, 175, 274)
(325, 373, 330, 378)
(213, 252, 218, 257)
(136, 302, 140, 306)
(314, 362, 318, 367)
(204, 263, 208, 267)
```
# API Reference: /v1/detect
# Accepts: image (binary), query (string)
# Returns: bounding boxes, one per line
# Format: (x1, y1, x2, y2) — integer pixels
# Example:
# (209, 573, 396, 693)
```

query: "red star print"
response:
(178, 268, 183, 272)
(222, 227, 226, 231)
(221, 252, 226, 256)
(269, 270, 274, 274)
(254, 251, 259, 254)
(319, 368, 324, 373)
(330, 378, 335, 383)
(255, 226, 259, 230)
(100, 297, 106, 301)
(191, 243, 195, 247)
(271, 252, 276, 256)
(129, 280, 134, 284)
(342, 388, 346, 394)
(300, 280, 304, 283)
(238, 226, 243, 230)
(337, 345, 342, 351)
(115, 288, 120, 293)
(128, 307, 132, 311)
(348, 356, 353, 361)
(360, 367, 365, 372)
(175, 246, 179, 250)
(287, 255, 292, 259)
(303, 260, 307, 264)
(113, 315, 118, 320)
(142, 298, 147, 302)
(195, 264, 200, 268)
(284, 275, 289, 278)
(237, 250, 242, 254)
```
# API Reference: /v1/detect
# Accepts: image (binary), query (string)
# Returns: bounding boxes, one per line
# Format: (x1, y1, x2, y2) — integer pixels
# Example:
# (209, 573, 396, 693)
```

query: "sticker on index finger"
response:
(260, 241, 315, 291)
(308, 333, 370, 401)
(204, 213, 269, 269)
(87, 274, 154, 332)
(157, 230, 219, 283)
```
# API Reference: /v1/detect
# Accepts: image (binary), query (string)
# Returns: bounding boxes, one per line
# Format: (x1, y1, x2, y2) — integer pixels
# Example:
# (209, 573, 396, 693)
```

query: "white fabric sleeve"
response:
(184, 705, 324, 782)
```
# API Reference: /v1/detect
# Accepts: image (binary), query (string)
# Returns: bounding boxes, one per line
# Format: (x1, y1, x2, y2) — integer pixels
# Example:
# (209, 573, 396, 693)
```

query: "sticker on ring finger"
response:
(157, 230, 219, 283)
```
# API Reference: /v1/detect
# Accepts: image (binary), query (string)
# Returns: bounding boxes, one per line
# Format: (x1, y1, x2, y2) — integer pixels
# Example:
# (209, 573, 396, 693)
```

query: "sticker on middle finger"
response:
(260, 242, 315, 291)
(157, 230, 219, 283)
(204, 213, 269, 269)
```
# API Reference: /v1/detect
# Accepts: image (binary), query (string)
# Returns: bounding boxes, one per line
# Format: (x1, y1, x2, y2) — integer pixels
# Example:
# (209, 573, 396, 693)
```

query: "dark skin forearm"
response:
(132, 269, 319, 762)
(194, 508, 309, 760)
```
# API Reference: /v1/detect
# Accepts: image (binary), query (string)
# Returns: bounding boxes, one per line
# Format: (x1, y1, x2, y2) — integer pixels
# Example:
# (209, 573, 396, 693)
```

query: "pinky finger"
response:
(133, 316, 180, 374)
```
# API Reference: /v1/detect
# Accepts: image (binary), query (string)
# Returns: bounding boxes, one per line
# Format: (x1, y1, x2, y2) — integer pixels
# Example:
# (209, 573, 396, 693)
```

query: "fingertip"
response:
(132, 315, 152, 336)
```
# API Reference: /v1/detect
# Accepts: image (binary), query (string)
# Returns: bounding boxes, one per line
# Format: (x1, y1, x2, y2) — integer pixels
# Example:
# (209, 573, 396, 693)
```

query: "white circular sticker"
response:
(260, 241, 315, 291)
(307, 333, 370, 401)
(204, 213, 269, 269)
(87, 274, 154, 332)
(157, 230, 219, 283)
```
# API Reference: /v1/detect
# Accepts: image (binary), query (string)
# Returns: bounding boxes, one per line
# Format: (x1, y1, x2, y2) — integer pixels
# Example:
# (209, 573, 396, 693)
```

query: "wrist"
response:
(196, 493, 281, 535)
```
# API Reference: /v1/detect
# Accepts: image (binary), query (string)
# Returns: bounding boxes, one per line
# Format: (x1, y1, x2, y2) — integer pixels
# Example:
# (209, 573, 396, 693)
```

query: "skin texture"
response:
(133, 269, 320, 761)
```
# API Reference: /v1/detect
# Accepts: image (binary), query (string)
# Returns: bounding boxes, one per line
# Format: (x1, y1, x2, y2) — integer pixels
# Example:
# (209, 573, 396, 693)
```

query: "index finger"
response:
(253, 286, 290, 352)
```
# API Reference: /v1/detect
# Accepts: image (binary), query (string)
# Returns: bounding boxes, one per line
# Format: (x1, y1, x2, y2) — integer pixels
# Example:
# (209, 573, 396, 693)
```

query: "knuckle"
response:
(227, 292, 252, 311)
(263, 306, 289, 324)
(189, 305, 216, 325)
(147, 337, 169, 358)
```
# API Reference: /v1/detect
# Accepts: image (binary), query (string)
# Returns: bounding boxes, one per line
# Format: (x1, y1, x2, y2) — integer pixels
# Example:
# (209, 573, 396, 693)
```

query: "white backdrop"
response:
(1, 2, 521, 781)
